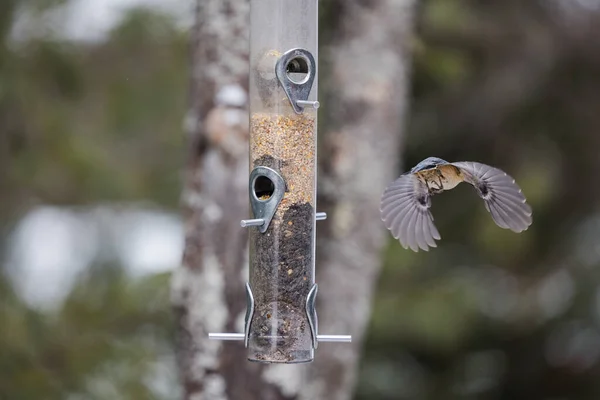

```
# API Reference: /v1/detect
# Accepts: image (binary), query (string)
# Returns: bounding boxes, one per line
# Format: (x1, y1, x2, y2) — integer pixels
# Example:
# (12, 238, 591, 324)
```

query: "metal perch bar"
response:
(241, 212, 327, 227)
(209, 333, 352, 342)
(297, 100, 320, 109)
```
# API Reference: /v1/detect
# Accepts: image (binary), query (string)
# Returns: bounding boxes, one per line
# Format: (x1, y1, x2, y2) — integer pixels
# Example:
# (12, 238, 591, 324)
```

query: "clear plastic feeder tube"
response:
(248, 0, 318, 363)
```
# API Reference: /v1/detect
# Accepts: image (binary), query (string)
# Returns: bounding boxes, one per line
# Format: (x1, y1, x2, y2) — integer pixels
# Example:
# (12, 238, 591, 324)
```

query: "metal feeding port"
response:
(208, 0, 351, 364)
(243, 166, 286, 234)
(275, 48, 320, 114)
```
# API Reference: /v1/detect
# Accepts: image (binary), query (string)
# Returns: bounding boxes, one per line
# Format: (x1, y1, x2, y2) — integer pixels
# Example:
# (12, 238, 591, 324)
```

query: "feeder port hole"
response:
(253, 175, 275, 201)
(286, 55, 310, 84)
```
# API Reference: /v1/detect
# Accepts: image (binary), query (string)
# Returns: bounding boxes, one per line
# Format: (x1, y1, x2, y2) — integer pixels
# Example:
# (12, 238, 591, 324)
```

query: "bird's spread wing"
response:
(380, 174, 441, 252)
(451, 162, 532, 233)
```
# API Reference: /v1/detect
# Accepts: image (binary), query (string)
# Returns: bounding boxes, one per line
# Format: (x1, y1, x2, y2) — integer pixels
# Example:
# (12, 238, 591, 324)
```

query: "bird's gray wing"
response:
(452, 162, 532, 233)
(380, 174, 441, 252)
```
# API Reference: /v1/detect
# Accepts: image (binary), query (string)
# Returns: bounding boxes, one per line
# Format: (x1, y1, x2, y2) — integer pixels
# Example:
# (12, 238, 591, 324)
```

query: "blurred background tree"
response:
(0, 1, 186, 398)
(3, 0, 600, 399)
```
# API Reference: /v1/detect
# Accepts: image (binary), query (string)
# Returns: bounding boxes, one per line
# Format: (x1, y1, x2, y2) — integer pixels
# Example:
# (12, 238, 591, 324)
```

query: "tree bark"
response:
(171, 1, 254, 399)
(307, 1, 416, 399)
(172, 0, 416, 399)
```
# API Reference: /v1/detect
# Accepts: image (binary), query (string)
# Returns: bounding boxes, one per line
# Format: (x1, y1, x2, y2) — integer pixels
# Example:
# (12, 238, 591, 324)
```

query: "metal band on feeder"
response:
(209, 0, 351, 363)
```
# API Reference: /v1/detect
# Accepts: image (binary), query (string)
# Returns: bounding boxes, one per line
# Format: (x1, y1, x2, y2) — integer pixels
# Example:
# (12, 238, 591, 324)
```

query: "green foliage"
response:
(0, 3, 184, 398)
(3, 5, 187, 209)
(0, 269, 174, 399)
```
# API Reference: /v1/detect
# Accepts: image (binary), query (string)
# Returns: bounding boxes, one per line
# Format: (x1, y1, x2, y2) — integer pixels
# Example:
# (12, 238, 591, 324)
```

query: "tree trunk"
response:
(307, 1, 416, 399)
(171, 1, 254, 399)
(171, 0, 416, 399)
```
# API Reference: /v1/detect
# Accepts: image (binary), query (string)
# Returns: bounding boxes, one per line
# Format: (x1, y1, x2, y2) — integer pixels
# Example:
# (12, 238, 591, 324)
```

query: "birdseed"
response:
(250, 113, 315, 210)
(248, 112, 316, 363)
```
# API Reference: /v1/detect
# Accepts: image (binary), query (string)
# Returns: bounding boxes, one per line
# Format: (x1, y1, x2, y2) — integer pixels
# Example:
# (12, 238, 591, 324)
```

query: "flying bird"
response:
(380, 157, 532, 252)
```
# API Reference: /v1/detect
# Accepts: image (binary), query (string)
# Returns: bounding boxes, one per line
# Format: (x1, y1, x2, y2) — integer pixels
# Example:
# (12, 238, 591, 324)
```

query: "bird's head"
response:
(410, 157, 448, 173)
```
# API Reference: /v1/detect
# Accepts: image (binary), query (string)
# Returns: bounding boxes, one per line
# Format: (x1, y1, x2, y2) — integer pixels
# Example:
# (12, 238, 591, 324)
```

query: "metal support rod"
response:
(241, 212, 326, 228)
(297, 100, 320, 109)
(240, 218, 264, 227)
(209, 333, 352, 342)
(209, 333, 246, 341)
(316, 335, 352, 342)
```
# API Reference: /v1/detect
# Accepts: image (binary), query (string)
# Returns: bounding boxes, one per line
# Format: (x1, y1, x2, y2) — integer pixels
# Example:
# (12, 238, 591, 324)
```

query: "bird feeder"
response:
(209, 0, 351, 363)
